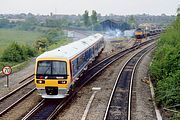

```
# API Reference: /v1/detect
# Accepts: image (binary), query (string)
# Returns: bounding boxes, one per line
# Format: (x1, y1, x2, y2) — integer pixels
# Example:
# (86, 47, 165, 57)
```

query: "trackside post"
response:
(2, 66, 12, 87)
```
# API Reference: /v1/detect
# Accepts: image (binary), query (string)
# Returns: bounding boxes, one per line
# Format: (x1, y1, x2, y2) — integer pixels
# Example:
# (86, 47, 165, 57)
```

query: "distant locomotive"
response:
(134, 28, 145, 44)
(34, 34, 105, 99)
(134, 28, 145, 39)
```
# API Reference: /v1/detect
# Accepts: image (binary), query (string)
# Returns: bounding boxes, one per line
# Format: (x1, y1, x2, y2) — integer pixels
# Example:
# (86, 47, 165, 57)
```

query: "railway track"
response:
(0, 74, 34, 116)
(103, 43, 155, 120)
(22, 37, 157, 120)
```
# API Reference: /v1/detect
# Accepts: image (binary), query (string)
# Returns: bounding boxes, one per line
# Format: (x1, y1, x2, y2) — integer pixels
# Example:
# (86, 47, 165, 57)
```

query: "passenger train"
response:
(34, 34, 105, 98)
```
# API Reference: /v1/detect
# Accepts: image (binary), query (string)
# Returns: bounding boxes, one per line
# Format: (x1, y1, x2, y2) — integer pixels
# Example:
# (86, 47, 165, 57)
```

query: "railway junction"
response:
(0, 33, 161, 120)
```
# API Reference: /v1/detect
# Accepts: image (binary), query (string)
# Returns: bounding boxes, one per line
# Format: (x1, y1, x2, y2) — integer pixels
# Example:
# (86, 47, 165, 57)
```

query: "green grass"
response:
(0, 28, 42, 55)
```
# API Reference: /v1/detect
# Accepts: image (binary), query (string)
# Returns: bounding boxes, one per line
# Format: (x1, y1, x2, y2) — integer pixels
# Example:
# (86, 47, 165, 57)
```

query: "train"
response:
(135, 28, 163, 39)
(134, 27, 163, 46)
(34, 33, 105, 99)
(134, 28, 145, 39)
(134, 28, 145, 44)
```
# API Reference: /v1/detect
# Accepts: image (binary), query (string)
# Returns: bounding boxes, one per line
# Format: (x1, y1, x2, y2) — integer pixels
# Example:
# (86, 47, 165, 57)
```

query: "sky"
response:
(0, 0, 179, 15)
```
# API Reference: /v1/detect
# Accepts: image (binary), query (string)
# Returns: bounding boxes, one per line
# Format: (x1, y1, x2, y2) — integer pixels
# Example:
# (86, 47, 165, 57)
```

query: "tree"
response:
(46, 29, 58, 42)
(128, 15, 136, 28)
(91, 10, 98, 25)
(177, 6, 180, 17)
(0, 19, 10, 28)
(83, 10, 90, 27)
(120, 22, 131, 31)
(35, 37, 49, 52)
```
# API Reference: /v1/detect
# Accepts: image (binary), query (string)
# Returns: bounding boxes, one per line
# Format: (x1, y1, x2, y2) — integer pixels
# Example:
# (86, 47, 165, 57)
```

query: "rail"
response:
(103, 43, 156, 120)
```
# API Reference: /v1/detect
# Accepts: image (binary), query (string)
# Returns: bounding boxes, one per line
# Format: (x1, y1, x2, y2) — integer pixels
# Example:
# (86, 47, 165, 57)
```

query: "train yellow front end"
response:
(35, 58, 72, 99)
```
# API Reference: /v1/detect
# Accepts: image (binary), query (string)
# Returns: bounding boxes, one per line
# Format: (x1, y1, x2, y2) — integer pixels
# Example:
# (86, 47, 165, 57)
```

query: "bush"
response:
(22, 45, 37, 57)
(35, 37, 49, 52)
(1, 42, 37, 62)
(1, 42, 26, 62)
(150, 17, 180, 108)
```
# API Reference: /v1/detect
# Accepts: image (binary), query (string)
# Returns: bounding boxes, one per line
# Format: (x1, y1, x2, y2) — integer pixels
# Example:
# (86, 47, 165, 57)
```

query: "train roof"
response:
(37, 33, 103, 60)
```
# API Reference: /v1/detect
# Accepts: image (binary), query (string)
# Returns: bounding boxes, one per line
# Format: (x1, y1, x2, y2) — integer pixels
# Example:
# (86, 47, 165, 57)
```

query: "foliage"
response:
(120, 22, 131, 31)
(91, 10, 98, 25)
(0, 19, 15, 28)
(177, 6, 180, 16)
(21, 45, 37, 57)
(35, 37, 49, 52)
(44, 18, 69, 28)
(34, 28, 66, 53)
(1, 42, 36, 62)
(17, 17, 38, 31)
(150, 16, 180, 111)
(0, 29, 42, 55)
(45, 29, 59, 42)
(128, 15, 136, 28)
(83, 10, 90, 27)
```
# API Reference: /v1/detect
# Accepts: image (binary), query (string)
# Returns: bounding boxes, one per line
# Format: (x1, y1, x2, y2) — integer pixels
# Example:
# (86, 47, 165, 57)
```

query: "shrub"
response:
(1, 42, 37, 62)
(150, 17, 180, 108)
(1, 42, 26, 62)
(35, 37, 49, 52)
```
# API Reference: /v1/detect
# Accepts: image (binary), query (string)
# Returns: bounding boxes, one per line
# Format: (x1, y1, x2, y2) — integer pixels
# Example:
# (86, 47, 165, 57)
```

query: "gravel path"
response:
(132, 48, 157, 120)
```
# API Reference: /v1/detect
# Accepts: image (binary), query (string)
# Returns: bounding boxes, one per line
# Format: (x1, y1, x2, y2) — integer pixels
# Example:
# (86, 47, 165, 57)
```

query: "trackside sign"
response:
(2, 66, 12, 75)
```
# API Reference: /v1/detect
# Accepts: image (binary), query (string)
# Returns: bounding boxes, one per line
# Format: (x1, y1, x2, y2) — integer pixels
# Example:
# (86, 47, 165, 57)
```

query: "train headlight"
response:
(58, 81, 67, 84)
(37, 80, 45, 84)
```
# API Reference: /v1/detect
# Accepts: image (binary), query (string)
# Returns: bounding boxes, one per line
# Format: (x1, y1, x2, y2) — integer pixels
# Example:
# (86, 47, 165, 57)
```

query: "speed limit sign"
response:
(2, 66, 12, 75)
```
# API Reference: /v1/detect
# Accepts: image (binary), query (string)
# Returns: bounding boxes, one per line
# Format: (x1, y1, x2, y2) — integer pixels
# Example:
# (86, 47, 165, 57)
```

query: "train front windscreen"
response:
(36, 60, 67, 79)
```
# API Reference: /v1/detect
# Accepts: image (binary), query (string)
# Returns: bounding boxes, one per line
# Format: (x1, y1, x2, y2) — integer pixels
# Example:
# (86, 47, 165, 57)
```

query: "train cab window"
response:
(37, 60, 67, 76)
(37, 61, 51, 75)
(52, 61, 67, 75)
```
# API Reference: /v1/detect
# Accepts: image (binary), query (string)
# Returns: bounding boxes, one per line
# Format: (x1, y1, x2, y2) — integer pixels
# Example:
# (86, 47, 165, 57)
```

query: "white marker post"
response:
(2, 66, 12, 87)
(81, 87, 101, 120)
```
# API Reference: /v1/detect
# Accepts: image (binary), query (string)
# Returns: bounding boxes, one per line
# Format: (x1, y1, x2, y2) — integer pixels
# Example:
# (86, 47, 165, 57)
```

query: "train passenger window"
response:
(92, 47, 94, 54)
(72, 59, 78, 76)
(77, 53, 85, 69)
(85, 51, 89, 61)
(89, 49, 93, 57)
(95, 44, 98, 51)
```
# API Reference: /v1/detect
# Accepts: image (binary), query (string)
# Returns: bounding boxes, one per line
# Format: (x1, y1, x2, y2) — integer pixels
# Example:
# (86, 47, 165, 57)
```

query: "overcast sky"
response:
(0, 0, 179, 15)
